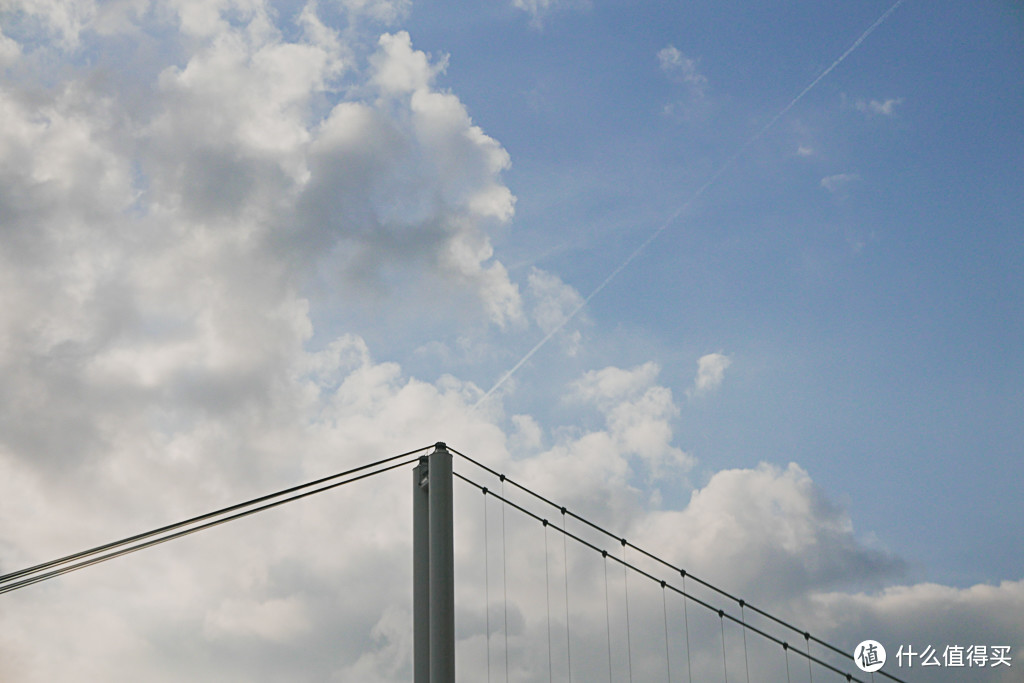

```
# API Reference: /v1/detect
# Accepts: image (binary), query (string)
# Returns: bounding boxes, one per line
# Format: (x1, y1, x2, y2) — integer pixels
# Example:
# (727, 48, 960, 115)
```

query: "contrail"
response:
(473, 0, 906, 410)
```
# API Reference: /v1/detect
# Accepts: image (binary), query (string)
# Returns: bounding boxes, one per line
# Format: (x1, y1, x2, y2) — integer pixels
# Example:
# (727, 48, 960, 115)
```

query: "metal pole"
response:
(428, 442, 455, 682)
(413, 456, 430, 683)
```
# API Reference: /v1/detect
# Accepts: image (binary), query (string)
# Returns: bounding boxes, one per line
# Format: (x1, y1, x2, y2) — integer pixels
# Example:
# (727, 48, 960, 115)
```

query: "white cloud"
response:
(511, 0, 590, 27)
(689, 352, 731, 397)
(337, 0, 411, 25)
(369, 30, 443, 94)
(573, 361, 661, 404)
(638, 463, 903, 598)
(810, 581, 1024, 681)
(658, 45, 711, 122)
(0, 0, 524, 514)
(0, 0, 98, 47)
(526, 267, 585, 354)
(856, 97, 904, 116)
(203, 596, 312, 642)
(820, 172, 859, 193)
(298, 30, 522, 326)
(658, 44, 707, 91)
(565, 362, 693, 481)
(0, 27, 20, 65)
(512, 0, 554, 19)
(0, 4, 1018, 682)
(797, 144, 814, 157)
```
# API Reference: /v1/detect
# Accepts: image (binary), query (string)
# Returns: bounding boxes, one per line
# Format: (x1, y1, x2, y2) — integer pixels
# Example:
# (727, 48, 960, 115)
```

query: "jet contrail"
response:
(473, 0, 906, 410)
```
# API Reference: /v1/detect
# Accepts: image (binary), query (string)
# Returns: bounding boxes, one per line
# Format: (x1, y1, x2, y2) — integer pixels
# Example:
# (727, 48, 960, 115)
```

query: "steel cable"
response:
(662, 581, 672, 683)
(450, 448, 906, 683)
(721, 611, 729, 682)
(544, 521, 553, 683)
(623, 540, 634, 683)
(1, 455, 423, 595)
(1, 445, 433, 588)
(484, 487, 493, 683)
(740, 602, 751, 683)
(501, 478, 510, 682)
(454, 471, 894, 683)
(603, 551, 614, 682)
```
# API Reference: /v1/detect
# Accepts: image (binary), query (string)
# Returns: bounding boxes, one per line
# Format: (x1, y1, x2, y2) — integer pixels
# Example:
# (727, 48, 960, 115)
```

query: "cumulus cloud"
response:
(558, 362, 694, 487)
(0, 3, 1018, 681)
(0, 7, 522, 677)
(296, 30, 522, 326)
(810, 581, 1024, 682)
(0, 27, 20, 65)
(0, 0, 98, 47)
(455, 454, 1021, 683)
(688, 352, 731, 397)
(638, 463, 904, 598)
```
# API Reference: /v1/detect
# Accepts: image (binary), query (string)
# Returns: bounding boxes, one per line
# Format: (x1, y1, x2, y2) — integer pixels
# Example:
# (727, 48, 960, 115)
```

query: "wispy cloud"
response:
(820, 172, 860, 193)
(855, 97, 904, 116)
(657, 44, 708, 91)
(512, 0, 591, 27)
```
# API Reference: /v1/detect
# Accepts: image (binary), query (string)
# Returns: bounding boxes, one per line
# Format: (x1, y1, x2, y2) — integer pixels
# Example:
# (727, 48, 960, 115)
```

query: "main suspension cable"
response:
(456, 471, 895, 683)
(450, 447, 905, 683)
(1, 445, 432, 588)
(1, 452, 426, 595)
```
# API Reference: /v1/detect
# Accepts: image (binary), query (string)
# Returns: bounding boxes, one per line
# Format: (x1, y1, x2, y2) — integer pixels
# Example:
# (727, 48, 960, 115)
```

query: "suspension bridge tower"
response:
(413, 443, 455, 682)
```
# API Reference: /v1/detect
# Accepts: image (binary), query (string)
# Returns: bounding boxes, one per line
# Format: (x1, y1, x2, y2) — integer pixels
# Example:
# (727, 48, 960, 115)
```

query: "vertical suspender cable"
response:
(720, 610, 729, 682)
(784, 642, 792, 683)
(561, 508, 573, 682)
(740, 601, 750, 683)
(805, 632, 813, 683)
(682, 571, 693, 683)
(501, 477, 510, 682)
(451, 448, 910, 683)
(454, 468, 898, 683)
(544, 521, 553, 683)
(483, 488, 492, 683)
(662, 581, 672, 683)
(622, 540, 634, 683)
(603, 550, 613, 682)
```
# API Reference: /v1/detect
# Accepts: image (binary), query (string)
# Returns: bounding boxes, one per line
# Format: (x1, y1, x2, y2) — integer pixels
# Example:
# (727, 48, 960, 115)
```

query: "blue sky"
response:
(0, 0, 1021, 680)
(393, 0, 1024, 586)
